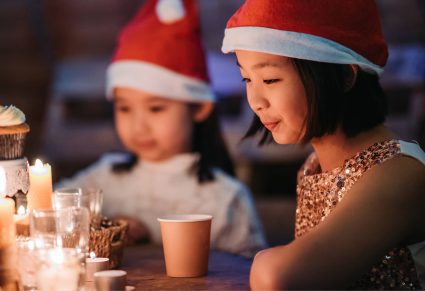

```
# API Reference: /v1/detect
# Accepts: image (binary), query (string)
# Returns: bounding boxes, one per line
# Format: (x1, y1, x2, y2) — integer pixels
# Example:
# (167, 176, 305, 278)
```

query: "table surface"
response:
(120, 245, 252, 290)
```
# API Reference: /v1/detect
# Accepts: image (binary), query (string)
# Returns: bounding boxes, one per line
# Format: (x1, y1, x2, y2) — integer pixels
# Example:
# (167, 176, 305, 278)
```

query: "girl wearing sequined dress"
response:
(58, 0, 266, 258)
(222, 0, 425, 289)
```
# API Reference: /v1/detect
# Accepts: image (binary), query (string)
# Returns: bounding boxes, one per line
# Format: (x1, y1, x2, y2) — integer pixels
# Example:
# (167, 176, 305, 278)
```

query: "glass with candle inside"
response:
(16, 237, 37, 290)
(35, 248, 82, 291)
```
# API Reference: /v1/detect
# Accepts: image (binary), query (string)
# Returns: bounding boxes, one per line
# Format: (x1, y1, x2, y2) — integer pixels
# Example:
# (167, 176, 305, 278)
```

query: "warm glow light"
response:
(30, 158, 48, 176)
(90, 251, 96, 259)
(35, 159, 43, 169)
(17, 205, 26, 215)
(49, 248, 65, 264)
(0, 167, 5, 196)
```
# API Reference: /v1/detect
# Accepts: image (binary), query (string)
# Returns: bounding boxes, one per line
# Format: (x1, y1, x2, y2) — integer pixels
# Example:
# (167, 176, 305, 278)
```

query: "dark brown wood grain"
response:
(121, 245, 252, 290)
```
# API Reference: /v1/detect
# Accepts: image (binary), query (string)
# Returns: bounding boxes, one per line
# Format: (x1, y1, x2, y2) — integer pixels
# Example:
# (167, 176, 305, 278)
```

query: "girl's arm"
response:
(250, 156, 425, 290)
(213, 183, 267, 258)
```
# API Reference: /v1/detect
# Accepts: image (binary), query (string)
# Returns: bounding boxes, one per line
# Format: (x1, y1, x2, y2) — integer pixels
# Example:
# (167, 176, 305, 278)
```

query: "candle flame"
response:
(35, 159, 43, 168)
(89, 251, 96, 259)
(0, 167, 5, 197)
(17, 205, 26, 215)
(50, 248, 65, 264)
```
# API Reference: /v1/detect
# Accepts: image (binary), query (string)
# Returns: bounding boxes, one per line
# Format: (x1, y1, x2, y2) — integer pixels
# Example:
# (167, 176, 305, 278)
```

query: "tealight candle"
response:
(94, 270, 127, 291)
(14, 205, 30, 236)
(86, 252, 110, 282)
(27, 159, 53, 211)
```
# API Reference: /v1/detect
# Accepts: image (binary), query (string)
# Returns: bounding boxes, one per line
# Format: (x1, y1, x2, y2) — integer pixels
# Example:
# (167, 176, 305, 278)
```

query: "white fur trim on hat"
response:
(106, 61, 215, 102)
(156, 0, 185, 24)
(222, 26, 384, 75)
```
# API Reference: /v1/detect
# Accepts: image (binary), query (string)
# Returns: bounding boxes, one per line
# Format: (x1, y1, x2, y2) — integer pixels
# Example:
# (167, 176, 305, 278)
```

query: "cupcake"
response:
(0, 105, 30, 160)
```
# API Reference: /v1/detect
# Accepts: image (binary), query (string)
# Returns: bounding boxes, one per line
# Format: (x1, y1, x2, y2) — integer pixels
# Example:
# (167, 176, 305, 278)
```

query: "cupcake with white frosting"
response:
(0, 105, 30, 160)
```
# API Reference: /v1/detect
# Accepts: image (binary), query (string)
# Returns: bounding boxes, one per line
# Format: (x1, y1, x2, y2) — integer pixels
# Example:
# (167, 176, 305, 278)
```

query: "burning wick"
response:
(17, 205, 26, 215)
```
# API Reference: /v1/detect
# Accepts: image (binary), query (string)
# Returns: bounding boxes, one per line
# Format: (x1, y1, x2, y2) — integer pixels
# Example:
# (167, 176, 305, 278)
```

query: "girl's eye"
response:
(115, 105, 130, 113)
(241, 77, 251, 83)
(150, 105, 165, 113)
(263, 79, 281, 85)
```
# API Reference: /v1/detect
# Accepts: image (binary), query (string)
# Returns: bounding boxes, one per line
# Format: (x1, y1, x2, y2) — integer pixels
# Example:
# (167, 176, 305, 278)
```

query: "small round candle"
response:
(86, 253, 109, 282)
(14, 205, 30, 236)
(94, 270, 127, 291)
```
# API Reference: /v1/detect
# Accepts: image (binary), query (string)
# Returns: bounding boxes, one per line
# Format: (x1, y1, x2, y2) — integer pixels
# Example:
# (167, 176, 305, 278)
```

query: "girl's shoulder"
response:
(74, 152, 132, 177)
(97, 152, 132, 166)
(207, 167, 253, 196)
(351, 140, 425, 215)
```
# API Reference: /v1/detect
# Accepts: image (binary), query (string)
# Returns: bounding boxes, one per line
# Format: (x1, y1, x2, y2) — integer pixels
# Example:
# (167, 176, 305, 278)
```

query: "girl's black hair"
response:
(244, 58, 388, 145)
(112, 107, 235, 183)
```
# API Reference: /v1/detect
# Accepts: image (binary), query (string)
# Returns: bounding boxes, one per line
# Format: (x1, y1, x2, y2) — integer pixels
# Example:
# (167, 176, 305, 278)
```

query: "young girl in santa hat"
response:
(222, 0, 425, 289)
(58, 0, 266, 258)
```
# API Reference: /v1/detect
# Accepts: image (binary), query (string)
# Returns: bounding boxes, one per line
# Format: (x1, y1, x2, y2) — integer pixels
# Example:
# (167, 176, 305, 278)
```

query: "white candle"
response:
(0, 166, 16, 247)
(86, 252, 110, 282)
(94, 270, 127, 291)
(27, 159, 53, 211)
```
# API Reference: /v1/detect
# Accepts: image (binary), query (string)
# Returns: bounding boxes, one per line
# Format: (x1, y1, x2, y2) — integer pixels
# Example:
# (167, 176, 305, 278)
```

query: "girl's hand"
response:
(114, 215, 151, 245)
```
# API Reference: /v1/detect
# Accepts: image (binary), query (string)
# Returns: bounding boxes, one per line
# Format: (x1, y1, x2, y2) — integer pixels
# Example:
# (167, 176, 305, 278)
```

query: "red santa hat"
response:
(106, 0, 214, 102)
(222, 0, 388, 75)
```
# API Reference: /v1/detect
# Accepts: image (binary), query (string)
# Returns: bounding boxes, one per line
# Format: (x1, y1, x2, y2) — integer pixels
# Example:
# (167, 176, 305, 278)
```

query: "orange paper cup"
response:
(157, 214, 212, 277)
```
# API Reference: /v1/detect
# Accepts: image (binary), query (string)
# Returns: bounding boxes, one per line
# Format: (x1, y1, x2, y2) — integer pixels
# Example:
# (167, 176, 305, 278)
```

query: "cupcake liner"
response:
(0, 132, 27, 160)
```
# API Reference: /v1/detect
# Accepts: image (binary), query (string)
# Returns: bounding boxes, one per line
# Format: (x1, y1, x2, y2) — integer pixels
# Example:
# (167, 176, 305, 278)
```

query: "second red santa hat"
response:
(106, 0, 214, 102)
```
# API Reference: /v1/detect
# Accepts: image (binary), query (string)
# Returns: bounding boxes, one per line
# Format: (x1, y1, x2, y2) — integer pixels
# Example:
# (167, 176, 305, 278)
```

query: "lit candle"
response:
(14, 205, 30, 236)
(36, 248, 81, 291)
(86, 252, 110, 282)
(27, 159, 53, 211)
(16, 237, 37, 289)
(0, 166, 16, 247)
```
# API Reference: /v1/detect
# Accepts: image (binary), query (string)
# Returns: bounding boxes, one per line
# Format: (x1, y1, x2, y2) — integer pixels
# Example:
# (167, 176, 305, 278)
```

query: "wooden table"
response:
(121, 245, 252, 290)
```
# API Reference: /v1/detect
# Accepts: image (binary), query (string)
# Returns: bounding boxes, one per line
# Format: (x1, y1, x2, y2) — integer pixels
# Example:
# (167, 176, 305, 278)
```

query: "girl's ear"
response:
(192, 102, 214, 122)
(343, 64, 359, 92)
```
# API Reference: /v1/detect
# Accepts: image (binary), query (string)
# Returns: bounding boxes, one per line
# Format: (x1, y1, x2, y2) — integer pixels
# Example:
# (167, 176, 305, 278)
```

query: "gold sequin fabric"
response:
(296, 139, 421, 289)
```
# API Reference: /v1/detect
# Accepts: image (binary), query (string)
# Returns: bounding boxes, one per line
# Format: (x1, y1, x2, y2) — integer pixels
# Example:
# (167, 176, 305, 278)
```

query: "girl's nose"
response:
(247, 88, 269, 112)
(132, 114, 149, 134)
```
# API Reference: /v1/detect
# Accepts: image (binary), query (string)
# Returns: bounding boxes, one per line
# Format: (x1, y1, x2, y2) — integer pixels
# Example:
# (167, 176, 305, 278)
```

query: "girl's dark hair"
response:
(244, 58, 388, 145)
(112, 107, 235, 183)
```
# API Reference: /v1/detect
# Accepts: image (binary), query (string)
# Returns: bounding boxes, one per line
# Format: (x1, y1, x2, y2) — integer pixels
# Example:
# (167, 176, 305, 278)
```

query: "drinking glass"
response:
(35, 248, 82, 291)
(80, 187, 103, 219)
(59, 207, 90, 255)
(52, 187, 82, 210)
(29, 207, 90, 255)
(16, 237, 37, 290)
(30, 209, 61, 249)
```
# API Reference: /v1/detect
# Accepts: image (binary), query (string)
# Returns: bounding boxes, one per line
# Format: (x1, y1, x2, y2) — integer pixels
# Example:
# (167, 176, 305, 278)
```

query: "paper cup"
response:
(157, 214, 212, 277)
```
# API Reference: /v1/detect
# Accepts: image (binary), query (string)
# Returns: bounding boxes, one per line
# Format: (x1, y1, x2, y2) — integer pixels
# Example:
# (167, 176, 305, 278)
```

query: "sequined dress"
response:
(296, 139, 425, 289)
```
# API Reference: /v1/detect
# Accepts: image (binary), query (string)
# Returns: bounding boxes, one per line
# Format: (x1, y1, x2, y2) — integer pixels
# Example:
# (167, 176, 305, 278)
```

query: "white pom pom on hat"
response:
(156, 0, 186, 24)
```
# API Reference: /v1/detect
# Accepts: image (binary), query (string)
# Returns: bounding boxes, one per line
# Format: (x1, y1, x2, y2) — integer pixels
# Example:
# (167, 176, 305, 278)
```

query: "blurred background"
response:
(1, 0, 424, 246)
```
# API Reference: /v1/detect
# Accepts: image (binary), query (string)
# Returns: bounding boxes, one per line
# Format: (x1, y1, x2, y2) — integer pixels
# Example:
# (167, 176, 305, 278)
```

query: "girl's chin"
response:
(271, 133, 301, 145)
